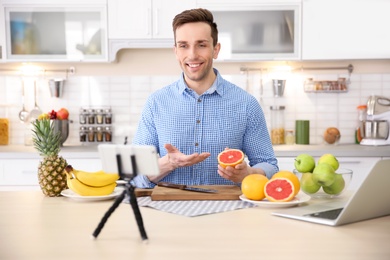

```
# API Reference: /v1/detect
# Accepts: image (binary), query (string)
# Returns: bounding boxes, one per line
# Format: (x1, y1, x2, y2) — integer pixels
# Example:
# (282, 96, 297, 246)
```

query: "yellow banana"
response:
(65, 171, 116, 196)
(65, 165, 119, 187)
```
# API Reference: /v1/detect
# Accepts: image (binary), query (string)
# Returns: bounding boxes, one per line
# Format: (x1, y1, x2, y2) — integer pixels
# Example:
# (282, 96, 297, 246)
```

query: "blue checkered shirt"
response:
(132, 69, 278, 188)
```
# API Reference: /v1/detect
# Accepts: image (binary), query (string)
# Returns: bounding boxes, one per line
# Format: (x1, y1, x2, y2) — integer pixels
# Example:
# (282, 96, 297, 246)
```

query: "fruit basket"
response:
(293, 168, 353, 199)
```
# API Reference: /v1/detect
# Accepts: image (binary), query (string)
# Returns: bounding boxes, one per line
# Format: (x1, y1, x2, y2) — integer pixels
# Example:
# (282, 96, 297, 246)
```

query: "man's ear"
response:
(213, 42, 221, 59)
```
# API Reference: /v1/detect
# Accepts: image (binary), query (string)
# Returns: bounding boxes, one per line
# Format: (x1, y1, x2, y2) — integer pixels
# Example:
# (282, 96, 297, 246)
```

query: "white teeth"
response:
(188, 64, 200, 68)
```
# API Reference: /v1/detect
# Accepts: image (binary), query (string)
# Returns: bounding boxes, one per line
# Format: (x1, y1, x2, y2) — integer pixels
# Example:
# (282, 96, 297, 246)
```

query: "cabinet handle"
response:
(154, 8, 159, 35)
(147, 8, 151, 36)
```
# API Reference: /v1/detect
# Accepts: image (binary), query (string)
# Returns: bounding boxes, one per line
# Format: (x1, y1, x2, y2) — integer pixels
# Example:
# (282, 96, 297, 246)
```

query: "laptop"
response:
(272, 159, 390, 226)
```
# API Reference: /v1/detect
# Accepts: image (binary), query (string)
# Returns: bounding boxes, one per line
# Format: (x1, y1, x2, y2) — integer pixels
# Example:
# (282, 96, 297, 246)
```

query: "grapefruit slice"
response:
(264, 177, 295, 202)
(218, 149, 244, 168)
(271, 171, 300, 196)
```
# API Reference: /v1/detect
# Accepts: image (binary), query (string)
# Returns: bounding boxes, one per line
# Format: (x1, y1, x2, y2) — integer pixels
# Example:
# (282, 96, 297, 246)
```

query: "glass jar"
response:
(79, 126, 87, 142)
(88, 126, 95, 142)
(96, 109, 104, 124)
(270, 106, 285, 145)
(96, 126, 104, 142)
(104, 126, 112, 142)
(79, 108, 87, 124)
(285, 129, 295, 145)
(104, 108, 112, 124)
(87, 109, 95, 124)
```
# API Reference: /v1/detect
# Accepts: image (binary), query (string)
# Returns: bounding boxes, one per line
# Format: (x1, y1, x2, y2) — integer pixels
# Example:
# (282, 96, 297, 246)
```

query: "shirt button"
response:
(195, 142, 199, 146)
(196, 120, 200, 123)
(197, 98, 202, 102)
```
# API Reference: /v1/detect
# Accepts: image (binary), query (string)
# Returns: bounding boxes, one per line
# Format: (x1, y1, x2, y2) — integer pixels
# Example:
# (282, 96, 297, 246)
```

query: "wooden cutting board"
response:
(150, 185, 242, 201)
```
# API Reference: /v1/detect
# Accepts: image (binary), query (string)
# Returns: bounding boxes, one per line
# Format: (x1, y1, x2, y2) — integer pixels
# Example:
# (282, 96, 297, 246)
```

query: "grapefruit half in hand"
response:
(264, 177, 295, 202)
(218, 149, 244, 168)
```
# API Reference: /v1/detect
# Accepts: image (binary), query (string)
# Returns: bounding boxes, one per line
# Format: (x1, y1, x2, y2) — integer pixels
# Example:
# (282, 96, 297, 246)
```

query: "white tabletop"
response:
(0, 191, 389, 260)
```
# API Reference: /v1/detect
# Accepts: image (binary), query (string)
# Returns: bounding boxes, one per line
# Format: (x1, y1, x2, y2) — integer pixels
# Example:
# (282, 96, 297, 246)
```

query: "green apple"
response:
(312, 163, 336, 187)
(318, 153, 339, 171)
(300, 172, 321, 194)
(323, 174, 345, 195)
(294, 154, 316, 173)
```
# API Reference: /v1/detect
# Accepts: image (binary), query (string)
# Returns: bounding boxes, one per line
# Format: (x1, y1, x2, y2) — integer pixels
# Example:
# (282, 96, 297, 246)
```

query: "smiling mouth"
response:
(187, 63, 202, 68)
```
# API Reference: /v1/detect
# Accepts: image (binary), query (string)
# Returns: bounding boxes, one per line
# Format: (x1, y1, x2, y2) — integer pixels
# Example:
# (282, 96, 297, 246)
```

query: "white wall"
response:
(1, 49, 390, 146)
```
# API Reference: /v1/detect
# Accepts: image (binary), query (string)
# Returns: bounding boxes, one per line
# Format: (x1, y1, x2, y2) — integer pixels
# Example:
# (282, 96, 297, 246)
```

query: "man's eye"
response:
(178, 44, 187, 48)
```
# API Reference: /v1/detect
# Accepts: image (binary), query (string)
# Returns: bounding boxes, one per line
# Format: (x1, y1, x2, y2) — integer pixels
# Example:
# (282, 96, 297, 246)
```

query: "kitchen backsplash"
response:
(0, 71, 389, 146)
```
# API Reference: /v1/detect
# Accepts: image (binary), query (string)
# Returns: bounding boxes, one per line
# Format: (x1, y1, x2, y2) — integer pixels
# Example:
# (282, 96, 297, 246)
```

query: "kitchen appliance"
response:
(360, 95, 390, 146)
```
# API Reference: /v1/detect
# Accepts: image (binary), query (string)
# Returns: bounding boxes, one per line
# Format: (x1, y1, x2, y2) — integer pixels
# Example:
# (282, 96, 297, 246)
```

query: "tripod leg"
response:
(92, 189, 126, 239)
(128, 185, 148, 241)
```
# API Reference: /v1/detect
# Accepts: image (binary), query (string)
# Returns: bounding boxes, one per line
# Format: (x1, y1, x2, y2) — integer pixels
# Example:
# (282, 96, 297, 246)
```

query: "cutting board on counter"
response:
(148, 185, 241, 201)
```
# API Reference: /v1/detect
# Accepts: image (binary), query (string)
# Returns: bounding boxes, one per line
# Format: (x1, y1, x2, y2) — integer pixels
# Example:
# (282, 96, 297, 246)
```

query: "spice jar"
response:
(270, 106, 285, 145)
(104, 126, 112, 142)
(79, 108, 87, 124)
(96, 109, 104, 124)
(285, 129, 295, 145)
(79, 126, 87, 142)
(104, 108, 112, 124)
(88, 126, 95, 142)
(87, 109, 95, 124)
(96, 127, 104, 142)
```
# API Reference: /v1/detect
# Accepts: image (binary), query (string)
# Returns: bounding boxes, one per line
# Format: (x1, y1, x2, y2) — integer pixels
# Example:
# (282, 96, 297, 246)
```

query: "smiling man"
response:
(132, 8, 278, 188)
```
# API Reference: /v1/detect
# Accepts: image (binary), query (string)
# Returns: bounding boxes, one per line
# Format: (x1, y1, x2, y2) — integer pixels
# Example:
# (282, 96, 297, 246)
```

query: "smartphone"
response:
(98, 144, 159, 178)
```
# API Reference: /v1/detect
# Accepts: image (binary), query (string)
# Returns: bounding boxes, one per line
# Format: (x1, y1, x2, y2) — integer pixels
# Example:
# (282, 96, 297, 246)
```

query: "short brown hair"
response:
(172, 8, 218, 46)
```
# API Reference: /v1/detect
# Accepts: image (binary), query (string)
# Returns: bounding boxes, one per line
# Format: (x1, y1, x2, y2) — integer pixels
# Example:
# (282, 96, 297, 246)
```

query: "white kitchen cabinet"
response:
(302, 0, 390, 60)
(276, 156, 381, 191)
(0, 157, 101, 191)
(196, 0, 301, 61)
(0, 0, 108, 62)
(107, 0, 195, 61)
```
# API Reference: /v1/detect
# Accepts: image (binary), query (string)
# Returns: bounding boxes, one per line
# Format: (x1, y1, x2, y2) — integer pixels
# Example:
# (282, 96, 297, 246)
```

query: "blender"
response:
(360, 96, 390, 146)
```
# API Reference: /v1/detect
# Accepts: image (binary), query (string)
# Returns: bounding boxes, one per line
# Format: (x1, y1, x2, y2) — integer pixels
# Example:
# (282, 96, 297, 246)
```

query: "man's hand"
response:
(217, 161, 266, 183)
(150, 144, 211, 183)
(164, 144, 211, 168)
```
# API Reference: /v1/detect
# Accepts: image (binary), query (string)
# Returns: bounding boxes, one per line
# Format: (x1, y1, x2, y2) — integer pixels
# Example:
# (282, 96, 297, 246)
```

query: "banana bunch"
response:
(65, 165, 119, 196)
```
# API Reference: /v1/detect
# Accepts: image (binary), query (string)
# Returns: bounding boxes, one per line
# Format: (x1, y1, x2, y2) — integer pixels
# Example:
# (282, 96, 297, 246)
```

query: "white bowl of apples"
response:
(293, 153, 353, 199)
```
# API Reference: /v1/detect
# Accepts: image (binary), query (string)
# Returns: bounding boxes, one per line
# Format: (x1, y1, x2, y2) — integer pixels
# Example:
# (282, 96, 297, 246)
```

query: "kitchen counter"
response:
(0, 144, 99, 159)
(1, 144, 390, 158)
(0, 191, 389, 260)
(273, 144, 390, 157)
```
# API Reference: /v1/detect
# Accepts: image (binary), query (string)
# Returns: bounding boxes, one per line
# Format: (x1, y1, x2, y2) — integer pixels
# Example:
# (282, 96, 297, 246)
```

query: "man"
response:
(132, 8, 278, 188)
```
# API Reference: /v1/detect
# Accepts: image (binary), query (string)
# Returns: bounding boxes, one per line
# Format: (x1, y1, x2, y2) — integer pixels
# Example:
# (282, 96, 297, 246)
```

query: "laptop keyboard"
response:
(304, 208, 344, 220)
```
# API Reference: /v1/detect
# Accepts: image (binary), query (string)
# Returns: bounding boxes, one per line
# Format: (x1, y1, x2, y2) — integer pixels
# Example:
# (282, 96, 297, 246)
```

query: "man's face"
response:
(174, 22, 220, 86)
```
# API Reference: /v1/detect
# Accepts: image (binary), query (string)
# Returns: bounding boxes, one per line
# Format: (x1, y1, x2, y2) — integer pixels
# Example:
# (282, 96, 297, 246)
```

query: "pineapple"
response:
(32, 118, 68, 197)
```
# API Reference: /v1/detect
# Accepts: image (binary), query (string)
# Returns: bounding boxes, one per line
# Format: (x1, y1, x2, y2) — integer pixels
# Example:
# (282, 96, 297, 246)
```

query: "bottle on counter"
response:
(355, 105, 367, 144)
(270, 106, 285, 145)
(285, 129, 295, 145)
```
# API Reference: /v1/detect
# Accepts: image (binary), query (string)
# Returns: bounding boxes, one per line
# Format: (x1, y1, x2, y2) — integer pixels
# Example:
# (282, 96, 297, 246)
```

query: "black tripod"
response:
(92, 154, 148, 241)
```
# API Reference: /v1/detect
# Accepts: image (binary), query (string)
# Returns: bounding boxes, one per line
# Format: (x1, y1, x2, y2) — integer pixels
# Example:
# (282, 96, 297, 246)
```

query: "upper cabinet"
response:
(107, 0, 196, 62)
(302, 0, 390, 60)
(0, 0, 108, 62)
(196, 0, 301, 61)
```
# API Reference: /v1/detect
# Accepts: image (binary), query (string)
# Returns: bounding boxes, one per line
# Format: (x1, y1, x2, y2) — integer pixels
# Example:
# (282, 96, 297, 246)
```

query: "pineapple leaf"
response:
(31, 118, 62, 157)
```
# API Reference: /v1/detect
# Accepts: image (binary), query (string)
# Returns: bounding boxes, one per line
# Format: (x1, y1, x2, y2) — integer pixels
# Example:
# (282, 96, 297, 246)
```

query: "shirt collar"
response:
(178, 68, 224, 97)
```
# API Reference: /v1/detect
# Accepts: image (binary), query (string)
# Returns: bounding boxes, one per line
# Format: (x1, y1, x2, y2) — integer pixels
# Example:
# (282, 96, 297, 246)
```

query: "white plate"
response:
(61, 188, 123, 202)
(239, 193, 311, 208)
